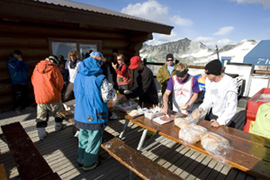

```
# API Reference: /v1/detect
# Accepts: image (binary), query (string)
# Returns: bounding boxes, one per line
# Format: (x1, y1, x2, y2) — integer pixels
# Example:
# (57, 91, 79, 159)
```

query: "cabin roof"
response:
(1, 0, 173, 34)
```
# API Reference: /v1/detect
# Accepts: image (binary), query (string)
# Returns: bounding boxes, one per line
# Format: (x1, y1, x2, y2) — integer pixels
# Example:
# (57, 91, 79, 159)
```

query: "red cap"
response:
(129, 56, 142, 69)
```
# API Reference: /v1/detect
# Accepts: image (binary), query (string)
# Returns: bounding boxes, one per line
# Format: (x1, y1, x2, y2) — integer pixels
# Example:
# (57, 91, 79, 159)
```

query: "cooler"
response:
(243, 88, 270, 132)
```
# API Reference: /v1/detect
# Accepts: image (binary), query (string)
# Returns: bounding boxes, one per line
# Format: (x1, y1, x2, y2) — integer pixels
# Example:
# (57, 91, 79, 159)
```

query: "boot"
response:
(38, 128, 48, 140)
(55, 122, 64, 131)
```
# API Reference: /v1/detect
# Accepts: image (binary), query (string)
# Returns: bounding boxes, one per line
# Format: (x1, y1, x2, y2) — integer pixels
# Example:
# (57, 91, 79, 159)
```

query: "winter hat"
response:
(90, 51, 104, 61)
(205, 59, 222, 75)
(129, 56, 142, 69)
(48, 55, 60, 65)
(112, 48, 119, 53)
(166, 54, 174, 61)
(13, 50, 22, 55)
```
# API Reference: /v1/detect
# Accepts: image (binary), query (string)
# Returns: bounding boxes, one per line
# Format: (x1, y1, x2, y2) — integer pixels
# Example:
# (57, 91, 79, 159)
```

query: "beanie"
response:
(90, 51, 104, 61)
(48, 55, 59, 65)
(13, 50, 22, 55)
(205, 59, 222, 75)
(166, 54, 174, 60)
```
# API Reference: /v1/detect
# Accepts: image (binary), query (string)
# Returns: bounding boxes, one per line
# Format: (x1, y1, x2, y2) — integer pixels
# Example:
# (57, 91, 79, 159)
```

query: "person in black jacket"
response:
(124, 56, 158, 104)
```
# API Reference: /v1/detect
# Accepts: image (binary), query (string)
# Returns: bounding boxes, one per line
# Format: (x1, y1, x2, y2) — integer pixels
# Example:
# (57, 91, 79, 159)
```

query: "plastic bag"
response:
(174, 117, 190, 129)
(117, 100, 138, 112)
(186, 108, 207, 124)
(201, 132, 230, 156)
(127, 105, 147, 117)
(144, 106, 163, 120)
(174, 108, 207, 126)
(178, 124, 208, 144)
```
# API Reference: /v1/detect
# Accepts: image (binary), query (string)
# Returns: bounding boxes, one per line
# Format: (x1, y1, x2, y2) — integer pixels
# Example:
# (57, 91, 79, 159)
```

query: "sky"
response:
(72, 0, 270, 48)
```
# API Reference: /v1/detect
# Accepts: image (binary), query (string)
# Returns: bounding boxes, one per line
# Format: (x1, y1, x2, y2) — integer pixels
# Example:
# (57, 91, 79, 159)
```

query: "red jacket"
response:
(115, 62, 131, 86)
(31, 60, 64, 104)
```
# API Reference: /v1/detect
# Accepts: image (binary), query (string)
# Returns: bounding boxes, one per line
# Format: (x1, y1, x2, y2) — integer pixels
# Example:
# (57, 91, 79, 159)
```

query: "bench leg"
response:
(141, 136, 165, 152)
(129, 170, 134, 180)
(137, 129, 148, 151)
(119, 119, 129, 139)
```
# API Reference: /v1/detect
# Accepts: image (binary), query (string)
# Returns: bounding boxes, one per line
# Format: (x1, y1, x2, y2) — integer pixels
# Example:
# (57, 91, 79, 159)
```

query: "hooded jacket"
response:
(8, 56, 29, 84)
(31, 60, 64, 104)
(74, 56, 108, 130)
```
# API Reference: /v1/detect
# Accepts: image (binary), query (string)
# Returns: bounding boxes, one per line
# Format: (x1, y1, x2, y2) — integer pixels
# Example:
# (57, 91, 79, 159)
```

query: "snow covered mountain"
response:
(139, 38, 258, 66)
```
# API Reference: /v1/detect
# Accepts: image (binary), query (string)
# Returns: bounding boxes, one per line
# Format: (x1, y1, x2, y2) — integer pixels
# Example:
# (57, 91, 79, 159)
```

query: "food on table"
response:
(128, 110, 138, 117)
(192, 110, 201, 119)
(178, 103, 188, 110)
(201, 132, 229, 154)
(160, 115, 175, 121)
(144, 106, 163, 120)
(174, 118, 190, 129)
(178, 124, 207, 144)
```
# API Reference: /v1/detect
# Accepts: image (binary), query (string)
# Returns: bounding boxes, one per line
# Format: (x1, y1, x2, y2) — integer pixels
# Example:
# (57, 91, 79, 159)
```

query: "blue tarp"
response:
(244, 40, 270, 66)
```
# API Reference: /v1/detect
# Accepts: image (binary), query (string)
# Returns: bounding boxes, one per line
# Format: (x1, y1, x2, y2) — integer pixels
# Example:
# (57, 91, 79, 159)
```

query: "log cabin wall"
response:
(0, 19, 151, 112)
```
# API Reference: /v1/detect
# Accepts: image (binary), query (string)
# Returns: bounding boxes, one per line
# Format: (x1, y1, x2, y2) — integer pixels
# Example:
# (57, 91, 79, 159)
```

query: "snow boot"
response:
(38, 128, 48, 140)
(55, 122, 64, 131)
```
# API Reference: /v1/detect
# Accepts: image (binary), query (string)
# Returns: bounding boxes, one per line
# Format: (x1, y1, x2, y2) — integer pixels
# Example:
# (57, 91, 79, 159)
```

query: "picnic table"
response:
(124, 114, 270, 180)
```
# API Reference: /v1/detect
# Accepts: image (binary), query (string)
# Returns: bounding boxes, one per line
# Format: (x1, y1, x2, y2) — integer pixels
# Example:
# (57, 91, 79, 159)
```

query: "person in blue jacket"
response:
(8, 50, 30, 113)
(74, 51, 115, 171)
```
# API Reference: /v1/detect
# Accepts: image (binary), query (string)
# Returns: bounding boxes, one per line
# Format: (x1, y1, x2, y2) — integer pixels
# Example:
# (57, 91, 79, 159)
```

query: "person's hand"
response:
(162, 105, 168, 115)
(210, 119, 220, 127)
(112, 63, 117, 69)
(123, 90, 131, 94)
(15, 55, 23, 61)
(180, 104, 189, 110)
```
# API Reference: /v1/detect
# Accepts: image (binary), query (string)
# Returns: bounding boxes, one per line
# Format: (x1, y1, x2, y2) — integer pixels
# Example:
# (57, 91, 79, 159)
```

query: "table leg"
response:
(119, 119, 129, 139)
(137, 129, 148, 151)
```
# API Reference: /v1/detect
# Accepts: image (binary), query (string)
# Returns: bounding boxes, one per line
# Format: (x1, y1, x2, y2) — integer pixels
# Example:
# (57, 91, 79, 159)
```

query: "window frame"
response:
(48, 38, 102, 59)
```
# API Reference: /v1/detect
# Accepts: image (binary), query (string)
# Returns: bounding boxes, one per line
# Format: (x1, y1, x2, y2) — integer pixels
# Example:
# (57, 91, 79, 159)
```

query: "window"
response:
(49, 39, 102, 60)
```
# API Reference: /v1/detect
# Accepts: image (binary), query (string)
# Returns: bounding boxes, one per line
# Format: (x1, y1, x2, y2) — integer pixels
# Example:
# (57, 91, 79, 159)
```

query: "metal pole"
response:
(216, 45, 220, 60)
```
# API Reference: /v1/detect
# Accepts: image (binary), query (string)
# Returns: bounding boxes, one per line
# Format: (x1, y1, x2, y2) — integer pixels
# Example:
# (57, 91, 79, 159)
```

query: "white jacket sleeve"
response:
(216, 90, 238, 125)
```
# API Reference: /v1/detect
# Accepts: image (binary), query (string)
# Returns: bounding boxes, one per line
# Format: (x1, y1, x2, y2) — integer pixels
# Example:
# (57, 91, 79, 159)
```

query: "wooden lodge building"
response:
(0, 0, 173, 112)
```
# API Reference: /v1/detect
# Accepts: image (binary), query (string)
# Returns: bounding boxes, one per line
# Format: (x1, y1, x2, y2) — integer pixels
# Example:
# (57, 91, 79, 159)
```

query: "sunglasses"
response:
(166, 59, 173, 61)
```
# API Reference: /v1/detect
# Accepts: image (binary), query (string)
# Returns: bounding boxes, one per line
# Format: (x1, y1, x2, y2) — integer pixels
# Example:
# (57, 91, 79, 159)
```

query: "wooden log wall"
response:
(0, 20, 150, 112)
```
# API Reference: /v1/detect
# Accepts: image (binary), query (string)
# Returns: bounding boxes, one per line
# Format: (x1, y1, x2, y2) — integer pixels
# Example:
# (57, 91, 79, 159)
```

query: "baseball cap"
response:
(129, 56, 142, 69)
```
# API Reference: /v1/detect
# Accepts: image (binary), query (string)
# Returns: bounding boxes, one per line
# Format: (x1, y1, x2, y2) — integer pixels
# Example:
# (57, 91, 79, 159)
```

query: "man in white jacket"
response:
(199, 59, 238, 127)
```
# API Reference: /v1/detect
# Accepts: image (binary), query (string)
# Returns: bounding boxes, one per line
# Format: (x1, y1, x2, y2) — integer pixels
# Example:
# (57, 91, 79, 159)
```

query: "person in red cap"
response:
(124, 56, 158, 104)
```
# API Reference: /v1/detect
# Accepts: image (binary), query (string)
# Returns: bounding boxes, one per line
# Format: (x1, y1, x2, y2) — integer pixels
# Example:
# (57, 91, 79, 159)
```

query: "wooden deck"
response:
(0, 100, 264, 180)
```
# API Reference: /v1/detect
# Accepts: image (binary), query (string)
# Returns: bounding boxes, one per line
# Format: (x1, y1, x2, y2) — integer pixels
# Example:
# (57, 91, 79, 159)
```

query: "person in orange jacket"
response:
(31, 55, 65, 140)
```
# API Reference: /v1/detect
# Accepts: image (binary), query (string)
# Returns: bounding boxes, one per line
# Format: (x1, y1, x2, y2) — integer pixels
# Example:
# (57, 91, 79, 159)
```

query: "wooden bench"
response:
(62, 114, 182, 180)
(0, 164, 8, 180)
(101, 137, 182, 180)
(1, 122, 61, 180)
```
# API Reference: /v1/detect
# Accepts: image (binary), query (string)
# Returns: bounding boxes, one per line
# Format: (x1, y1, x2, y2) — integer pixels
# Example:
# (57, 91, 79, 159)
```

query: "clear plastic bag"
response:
(127, 105, 147, 117)
(174, 117, 190, 129)
(187, 108, 207, 124)
(144, 106, 163, 120)
(178, 124, 208, 144)
(201, 132, 231, 157)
